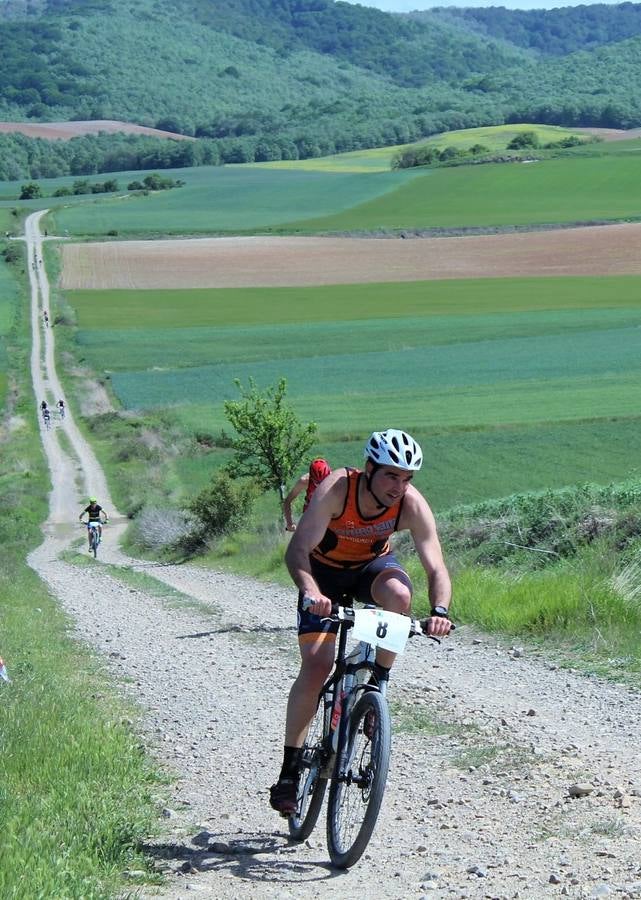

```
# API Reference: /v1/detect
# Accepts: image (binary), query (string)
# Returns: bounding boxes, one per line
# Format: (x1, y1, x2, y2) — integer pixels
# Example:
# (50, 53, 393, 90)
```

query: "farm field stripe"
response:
(60, 224, 641, 291)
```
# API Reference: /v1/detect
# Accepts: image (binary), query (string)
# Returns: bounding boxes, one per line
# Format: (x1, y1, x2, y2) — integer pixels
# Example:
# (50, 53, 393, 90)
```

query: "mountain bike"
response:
(85, 522, 102, 558)
(42, 410, 51, 431)
(288, 600, 452, 869)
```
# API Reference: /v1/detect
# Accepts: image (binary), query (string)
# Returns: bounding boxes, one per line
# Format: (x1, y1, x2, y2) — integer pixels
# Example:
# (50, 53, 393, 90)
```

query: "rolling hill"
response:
(1, 0, 641, 177)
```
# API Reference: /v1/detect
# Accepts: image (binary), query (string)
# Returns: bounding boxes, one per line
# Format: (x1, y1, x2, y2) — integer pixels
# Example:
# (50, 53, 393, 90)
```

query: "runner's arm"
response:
(285, 472, 345, 615)
(283, 474, 308, 531)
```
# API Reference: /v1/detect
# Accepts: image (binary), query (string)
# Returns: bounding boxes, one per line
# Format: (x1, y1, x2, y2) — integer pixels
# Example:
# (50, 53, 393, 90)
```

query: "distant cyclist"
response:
(57, 399, 65, 419)
(283, 458, 331, 532)
(79, 498, 109, 550)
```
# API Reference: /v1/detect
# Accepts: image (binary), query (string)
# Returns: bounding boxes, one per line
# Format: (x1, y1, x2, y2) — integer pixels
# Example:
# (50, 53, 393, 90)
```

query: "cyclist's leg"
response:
(356, 555, 412, 671)
(271, 630, 335, 814)
(271, 563, 351, 814)
(285, 631, 336, 748)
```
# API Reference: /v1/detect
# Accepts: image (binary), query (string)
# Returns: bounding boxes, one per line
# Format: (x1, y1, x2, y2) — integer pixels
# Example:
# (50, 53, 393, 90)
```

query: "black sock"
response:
(369, 661, 391, 687)
(279, 745, 301, 781)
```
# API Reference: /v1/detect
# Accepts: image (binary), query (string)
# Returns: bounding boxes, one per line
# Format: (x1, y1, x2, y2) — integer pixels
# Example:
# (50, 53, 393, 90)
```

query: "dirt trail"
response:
(26, 213, 641, 900)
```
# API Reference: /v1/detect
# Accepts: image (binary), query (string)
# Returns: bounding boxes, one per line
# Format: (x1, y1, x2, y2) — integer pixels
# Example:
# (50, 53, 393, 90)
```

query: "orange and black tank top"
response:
(311, 468, 403, 568)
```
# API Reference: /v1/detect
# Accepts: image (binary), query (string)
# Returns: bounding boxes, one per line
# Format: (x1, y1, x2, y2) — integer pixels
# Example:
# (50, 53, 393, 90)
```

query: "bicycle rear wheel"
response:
(326, 690, 391, 869)
(288, 699, 328, 841)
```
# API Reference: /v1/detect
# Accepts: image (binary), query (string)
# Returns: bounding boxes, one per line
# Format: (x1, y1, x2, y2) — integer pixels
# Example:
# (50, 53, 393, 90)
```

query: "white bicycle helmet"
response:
(364, 429, 423, 471)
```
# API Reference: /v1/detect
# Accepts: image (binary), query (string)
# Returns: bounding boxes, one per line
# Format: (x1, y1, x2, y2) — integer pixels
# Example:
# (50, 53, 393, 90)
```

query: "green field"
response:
(290, 153, 641, 231)
(43, 142, 641, 236)
(45, 165, 418, 236)
(65, 274, 641, 509)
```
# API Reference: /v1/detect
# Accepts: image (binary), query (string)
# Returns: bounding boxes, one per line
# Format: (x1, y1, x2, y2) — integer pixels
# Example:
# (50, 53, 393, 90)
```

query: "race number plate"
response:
(352, 608, 411, 654)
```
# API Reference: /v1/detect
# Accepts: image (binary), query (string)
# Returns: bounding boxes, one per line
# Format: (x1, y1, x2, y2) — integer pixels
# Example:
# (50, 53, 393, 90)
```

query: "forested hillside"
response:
(424, 2, 641, 56)
(1, 0, 641, 179)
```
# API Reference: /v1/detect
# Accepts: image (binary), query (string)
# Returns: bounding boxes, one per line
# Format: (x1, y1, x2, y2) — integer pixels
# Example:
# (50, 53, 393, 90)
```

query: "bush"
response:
(3, 243, 22, 264)
(507, 131, 540, 150)
(19, 182, 42, 199)
(183, 471, 258, 549)
(135, 506, 192, 551)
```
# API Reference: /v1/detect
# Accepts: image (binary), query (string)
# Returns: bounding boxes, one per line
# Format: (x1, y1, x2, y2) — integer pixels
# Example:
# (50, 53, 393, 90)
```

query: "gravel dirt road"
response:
(27, 213, 641, 899)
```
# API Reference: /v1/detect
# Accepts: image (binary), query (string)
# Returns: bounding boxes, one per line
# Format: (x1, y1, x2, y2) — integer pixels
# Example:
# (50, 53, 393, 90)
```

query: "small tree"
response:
(19, 182, 42, 199)
(224, 377, 316, 503)
(507, 131, 540, 150)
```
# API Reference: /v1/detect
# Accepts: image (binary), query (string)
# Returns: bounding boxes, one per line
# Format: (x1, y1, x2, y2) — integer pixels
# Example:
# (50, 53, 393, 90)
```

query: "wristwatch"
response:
(431, 605, 450, 618)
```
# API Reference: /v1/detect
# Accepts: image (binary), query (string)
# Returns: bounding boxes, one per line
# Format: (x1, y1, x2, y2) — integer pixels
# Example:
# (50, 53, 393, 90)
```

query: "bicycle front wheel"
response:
(289, 700, 328, 841)
(326, 690, 391, 869)
(91, 531, 98, 558)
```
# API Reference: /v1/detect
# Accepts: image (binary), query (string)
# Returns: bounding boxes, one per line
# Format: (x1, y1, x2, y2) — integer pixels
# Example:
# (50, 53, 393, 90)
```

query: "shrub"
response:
(184, 471, 258, 547)
(2, 243, 22, 264)
(507, 131, 540, 150)
(135, 505, 191, 551)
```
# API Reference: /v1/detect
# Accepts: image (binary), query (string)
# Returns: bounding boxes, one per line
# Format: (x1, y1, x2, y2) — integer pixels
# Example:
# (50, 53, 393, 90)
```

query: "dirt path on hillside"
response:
(27, 212, 641, 899)
(61, 223, 641, 290)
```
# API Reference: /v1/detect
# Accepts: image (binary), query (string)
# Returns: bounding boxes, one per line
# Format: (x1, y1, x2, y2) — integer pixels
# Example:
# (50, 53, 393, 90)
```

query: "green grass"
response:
(0, 565, 164, 899)
(411, 123, 589, 154)
(45, 164, 418, 236)
(67, 274, 641, 331)
(0, 247, 22, 407)
(288, 153, 641, 231)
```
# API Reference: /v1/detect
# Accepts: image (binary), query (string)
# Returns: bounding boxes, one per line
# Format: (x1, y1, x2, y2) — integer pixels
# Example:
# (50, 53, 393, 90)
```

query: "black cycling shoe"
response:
(269, 777, 298, 817)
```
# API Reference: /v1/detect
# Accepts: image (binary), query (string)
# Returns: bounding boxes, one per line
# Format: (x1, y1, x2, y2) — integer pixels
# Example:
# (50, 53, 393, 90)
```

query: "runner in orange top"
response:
(270, 429, 452, 815)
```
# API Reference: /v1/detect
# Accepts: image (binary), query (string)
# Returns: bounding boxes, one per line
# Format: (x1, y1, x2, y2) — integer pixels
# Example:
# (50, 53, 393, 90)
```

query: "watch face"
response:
(432, 606, 448, 617)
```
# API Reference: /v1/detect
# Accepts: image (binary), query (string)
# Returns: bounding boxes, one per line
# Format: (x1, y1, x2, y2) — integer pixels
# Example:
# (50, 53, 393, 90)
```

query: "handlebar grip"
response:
(301, 596, 340, 616)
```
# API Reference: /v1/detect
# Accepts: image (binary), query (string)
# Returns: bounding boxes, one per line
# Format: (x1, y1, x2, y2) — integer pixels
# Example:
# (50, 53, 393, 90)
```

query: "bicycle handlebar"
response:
(301, 597, 455, 637)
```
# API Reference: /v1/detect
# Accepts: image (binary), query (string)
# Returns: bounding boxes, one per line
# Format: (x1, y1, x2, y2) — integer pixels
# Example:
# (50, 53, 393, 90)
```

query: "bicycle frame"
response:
(322, 623, 367, 776)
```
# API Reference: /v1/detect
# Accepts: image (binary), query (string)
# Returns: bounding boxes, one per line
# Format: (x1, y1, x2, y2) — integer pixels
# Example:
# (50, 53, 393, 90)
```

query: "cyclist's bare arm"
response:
(283, 475, 308, 531)
(398, 487, 453, 636)
(285, 469, 348, 615)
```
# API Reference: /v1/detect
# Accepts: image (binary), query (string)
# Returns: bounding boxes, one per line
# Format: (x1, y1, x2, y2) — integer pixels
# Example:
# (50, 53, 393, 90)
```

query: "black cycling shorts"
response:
(297, 553, 411, 641)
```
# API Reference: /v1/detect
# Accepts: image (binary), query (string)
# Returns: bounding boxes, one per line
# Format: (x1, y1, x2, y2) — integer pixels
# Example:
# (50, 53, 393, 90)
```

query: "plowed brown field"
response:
(0, 120, 193, 141)
(61, 223, 641, 290)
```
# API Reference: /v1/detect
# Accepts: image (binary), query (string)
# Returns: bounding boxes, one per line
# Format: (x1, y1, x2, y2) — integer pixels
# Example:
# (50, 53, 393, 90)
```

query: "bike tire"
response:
(288, 701, 328, 841)
(91, 531, 97, 558)
(326, 690, 391, 869)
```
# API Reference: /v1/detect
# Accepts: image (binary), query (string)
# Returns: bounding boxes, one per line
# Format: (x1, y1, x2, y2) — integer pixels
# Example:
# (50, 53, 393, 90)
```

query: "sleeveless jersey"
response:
(311, 468, 403, 568)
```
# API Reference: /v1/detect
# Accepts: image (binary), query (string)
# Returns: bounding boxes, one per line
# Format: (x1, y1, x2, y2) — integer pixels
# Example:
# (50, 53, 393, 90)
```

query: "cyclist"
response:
(42, 407, 51, 428)
(270, 429, 452, 815)
(57, 399, 65, 419)
(283, 458, 331, 532)
(79, 498, 109, 550)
